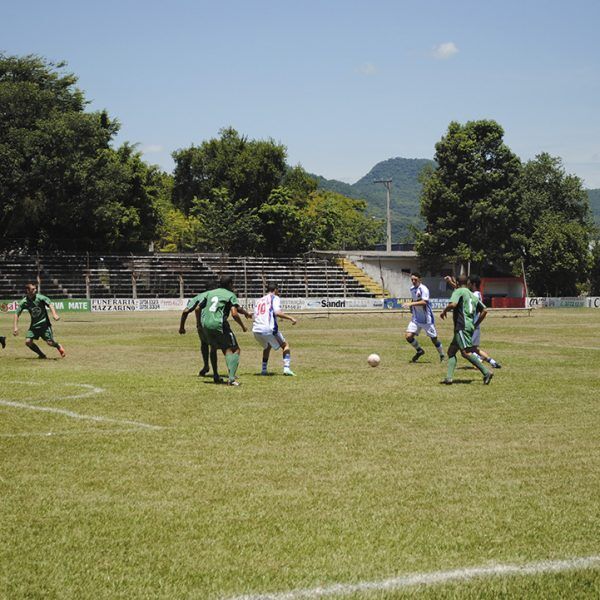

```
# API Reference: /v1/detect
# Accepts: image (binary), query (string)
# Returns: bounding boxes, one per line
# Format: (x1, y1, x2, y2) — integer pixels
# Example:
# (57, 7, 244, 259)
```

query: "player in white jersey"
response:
(445, 275, 501, 368)
(252, 282, 297, 376)
(402, 272, 445, 362)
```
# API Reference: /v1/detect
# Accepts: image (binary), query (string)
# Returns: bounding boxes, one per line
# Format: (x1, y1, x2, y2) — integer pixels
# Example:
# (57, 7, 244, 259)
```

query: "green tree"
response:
(305, 191, 384, 250)
(0, 53, 161, 251)
(516, 154, 592, 295)
(590, 241, 600, 295)
(416, 120, 522, 269)
(190, 188, 265, 254)
(172, 127, 287, 214)
(525, 213, 590, 296)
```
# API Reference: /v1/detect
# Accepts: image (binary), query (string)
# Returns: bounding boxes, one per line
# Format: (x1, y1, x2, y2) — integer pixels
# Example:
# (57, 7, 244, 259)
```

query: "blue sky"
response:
(3, 0, 600, 186)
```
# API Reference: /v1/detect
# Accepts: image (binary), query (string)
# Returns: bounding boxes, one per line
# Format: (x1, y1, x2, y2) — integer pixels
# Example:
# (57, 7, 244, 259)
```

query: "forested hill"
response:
(312, 157, 435, 241)
(314, 158, 600, 240)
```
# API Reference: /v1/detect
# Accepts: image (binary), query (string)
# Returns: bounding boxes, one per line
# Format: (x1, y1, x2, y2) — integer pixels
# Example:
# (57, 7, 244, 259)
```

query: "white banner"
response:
(91, 298, 187, 311)
(586, 297, 600, 308)
(526, 297, 587, 309)
(91, 297, 384, 312)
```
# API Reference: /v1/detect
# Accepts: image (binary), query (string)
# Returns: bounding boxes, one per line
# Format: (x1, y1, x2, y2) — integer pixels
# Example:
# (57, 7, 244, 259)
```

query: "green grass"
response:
(1, 309, 599, 599)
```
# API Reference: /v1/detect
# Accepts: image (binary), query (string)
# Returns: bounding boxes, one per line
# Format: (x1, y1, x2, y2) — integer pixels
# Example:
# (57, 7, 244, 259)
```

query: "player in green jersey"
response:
(201, 276, 250, 386)
(13, 283, 66, 359)
(440, 275, 492, 385)
(179, 280, 221, 383)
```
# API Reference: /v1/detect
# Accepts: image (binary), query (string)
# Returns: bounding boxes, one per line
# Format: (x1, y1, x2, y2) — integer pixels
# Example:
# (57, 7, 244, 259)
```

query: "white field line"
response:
(225, 555, 600, 600)
(6, 381, 105, 400)
(0, 428, 148, 438)
(0, 400, 163, 431)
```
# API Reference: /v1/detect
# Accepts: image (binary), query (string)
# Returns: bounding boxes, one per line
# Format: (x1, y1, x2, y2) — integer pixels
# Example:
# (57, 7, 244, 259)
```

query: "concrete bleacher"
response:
(0, 254, 376, 299)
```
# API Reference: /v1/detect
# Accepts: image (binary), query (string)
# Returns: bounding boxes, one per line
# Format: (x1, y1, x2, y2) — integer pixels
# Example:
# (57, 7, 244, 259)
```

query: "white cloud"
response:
(357, 62, 378, 76)
(431, 42, 459, 60)
(140, 144, 164, 154)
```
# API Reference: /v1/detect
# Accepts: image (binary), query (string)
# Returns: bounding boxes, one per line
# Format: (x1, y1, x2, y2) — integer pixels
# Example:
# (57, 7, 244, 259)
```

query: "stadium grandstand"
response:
(0, 253, 385, 300)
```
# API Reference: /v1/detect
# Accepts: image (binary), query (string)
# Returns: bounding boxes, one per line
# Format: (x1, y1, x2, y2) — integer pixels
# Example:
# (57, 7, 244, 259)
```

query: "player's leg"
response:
(262, 346, 271, 375)
(405, 322, 425, 361)
(254, 332, 271, 374)
(223, 328, 241, 385)
(444, 340, 459, 383)
(473, 346, 501, 368)
(209, 346, 221, 383)
(458, 330, 491, 383)
(281, 341, 294, 376)
(43, 327, 65, 357)
(425, 323, 444, 361)
(25, 331, 46, 358)
(0, 335, 6, 349)
(198, 329, 210, 376)
(224, 347, 241, 385)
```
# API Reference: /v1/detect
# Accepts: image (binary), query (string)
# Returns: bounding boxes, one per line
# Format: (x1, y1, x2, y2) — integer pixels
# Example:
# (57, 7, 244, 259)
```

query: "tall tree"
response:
(515, 153, 592, 295)
(172, 127, 288, 214)
(416, 120, 521, 269)
(0, 53, 162, 251)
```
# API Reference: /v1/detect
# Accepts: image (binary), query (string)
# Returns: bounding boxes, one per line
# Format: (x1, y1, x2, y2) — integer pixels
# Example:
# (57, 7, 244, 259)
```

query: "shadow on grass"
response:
(441, 379, 474, 385)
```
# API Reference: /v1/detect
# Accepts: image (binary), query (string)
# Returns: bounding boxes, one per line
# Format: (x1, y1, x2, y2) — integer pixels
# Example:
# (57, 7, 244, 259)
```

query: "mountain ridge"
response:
(312, 157, 600, 240)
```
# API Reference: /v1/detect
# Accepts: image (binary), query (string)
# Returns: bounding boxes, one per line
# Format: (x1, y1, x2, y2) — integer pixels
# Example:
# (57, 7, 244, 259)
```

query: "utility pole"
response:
(374, 179, 392, 252)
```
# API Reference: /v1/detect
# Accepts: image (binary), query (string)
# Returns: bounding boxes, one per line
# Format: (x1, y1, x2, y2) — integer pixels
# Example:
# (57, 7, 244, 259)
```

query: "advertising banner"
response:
(586, 297, 600, 308)
(384, 298, 448, 310)
(91, 298, 187, 311)
(527, 297, 587, 309)
(89, 297, 384, 312)
(0, 298, 90, 313)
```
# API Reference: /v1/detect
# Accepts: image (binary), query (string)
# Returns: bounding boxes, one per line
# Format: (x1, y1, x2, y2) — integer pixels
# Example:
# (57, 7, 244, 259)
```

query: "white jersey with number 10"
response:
(252, 293, 280, 334)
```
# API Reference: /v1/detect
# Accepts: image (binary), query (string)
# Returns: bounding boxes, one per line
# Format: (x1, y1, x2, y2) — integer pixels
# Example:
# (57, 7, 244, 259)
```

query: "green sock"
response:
(225, 352, 240, 381)
(28, 342, 45, 357)
(466, 353, 489, 376)
(446, 356, 457, 380)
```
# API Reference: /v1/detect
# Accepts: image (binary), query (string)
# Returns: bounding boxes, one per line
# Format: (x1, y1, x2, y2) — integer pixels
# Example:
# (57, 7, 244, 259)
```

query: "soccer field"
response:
(1, 309, 599, 599)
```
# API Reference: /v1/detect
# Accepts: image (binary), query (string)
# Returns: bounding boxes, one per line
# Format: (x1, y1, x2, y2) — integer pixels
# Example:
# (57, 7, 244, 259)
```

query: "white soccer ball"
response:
(367, 353, 381, 367)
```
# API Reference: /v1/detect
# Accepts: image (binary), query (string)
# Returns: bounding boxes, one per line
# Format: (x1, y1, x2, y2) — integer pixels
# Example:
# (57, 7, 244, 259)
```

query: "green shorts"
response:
(197, 327, 208, 344)
(26, 326, 55, 342)
(205, 326, 238, 352)
(453, 329, 474, 351)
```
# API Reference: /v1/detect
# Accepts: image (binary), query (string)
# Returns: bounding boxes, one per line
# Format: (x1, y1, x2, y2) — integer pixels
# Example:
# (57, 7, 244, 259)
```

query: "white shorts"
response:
(406, 320, 438, 339)
(253, 331, 286, 350)
(472, 327, 481, 347)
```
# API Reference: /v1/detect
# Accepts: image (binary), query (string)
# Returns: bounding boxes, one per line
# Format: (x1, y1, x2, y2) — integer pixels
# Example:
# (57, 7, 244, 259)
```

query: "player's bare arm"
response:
(179, 309, 191, 334)
(444, 275, 458, 289)
(231, 306, 247, 332)
(275, 310, 297, 325)
(440, 302, 457, 320)
(476, 308, 488, 327)
(238, 306, 253, 320)
(402, 299, 427, 309)
(50, 304, 60, 321)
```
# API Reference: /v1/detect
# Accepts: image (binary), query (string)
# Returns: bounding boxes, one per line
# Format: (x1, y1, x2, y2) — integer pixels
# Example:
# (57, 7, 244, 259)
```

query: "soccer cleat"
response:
(58, 345, 66, 358)
(213, 376, 224, 384)
(439, 353, 445, 362)
(442, 378, 452, 385)
(283, 368, 296, 376)
(492, 362, 502, 369)
(483, 372, 494, 385)
(227, 380, 241, 386)
(198, 367, 210, 377)
(411, 348, 425, 363)
(0, 336, 6, 349)
(38, 354, 47, 359)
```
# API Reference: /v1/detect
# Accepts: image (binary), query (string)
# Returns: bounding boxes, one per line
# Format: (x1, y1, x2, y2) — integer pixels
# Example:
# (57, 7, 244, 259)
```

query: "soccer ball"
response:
(367, 353, 380, 367)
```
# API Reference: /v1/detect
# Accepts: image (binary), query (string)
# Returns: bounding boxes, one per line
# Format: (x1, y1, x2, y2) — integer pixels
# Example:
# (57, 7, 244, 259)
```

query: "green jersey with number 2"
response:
(201, 288, 239, 333)
(449, 287, 485, 333)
